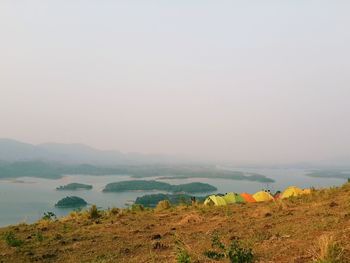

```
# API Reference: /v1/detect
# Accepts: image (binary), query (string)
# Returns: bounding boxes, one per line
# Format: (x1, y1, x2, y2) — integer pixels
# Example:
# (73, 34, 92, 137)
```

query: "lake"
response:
(0, 168, 346, 226)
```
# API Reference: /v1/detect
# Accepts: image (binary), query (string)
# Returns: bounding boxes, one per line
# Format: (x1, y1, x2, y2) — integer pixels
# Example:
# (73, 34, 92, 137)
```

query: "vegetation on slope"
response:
(2, 183, 350, 262)
(102, 180, 217, 193)
(135, 193, 206, 207)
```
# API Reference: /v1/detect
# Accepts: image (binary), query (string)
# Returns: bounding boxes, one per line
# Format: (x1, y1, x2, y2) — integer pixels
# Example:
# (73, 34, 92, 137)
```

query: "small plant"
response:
(203, 233, 226, 260)
(131, 204, 144, 212)
(36, 231, 44, 242)
(88, 204, 101, 219)
(110, 207, 120, 215)
(42, 211, 56, 221)
(177, 249, 191, 263)
(155, 200, 171, 211)
(175, 237, 191, 263)
(3, 231, 24, 247)
(203, 233, 254, 263)
(227, 240, 254, 263)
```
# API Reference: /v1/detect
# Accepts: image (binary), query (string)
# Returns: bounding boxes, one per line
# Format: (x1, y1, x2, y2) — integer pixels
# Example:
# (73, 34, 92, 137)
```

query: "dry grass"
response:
(155, 200, 171, 211)
(308, 234, 345, 262)
(1, 184, 350, 262)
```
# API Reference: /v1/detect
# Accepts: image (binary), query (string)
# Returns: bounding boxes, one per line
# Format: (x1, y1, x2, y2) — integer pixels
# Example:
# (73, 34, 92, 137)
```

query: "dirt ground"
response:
(1, 184, 350, 263)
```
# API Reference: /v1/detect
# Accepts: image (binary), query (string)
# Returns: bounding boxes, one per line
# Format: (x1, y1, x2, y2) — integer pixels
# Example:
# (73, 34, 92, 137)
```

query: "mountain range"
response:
(0, 138, 186, 166)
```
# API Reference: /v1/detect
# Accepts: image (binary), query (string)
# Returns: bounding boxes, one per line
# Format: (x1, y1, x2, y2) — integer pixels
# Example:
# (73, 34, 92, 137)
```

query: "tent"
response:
(253, 191, 274, 202)
(240, 192, 256, 203)
(222, 192, 245, 204)
(204, 195, 227, 206)
(281, 186, 303, 199)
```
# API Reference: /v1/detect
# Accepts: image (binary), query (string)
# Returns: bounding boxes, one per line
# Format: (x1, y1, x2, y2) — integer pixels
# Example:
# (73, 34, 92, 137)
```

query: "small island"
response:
(103, 180, 217, 193)
(55, 196, 88, 208)
(56, 183, 93, 191)
(306, 169, 350, 179)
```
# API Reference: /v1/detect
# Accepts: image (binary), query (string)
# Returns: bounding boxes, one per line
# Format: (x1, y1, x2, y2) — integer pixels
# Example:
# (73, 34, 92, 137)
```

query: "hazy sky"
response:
(1, 1, 350, 164)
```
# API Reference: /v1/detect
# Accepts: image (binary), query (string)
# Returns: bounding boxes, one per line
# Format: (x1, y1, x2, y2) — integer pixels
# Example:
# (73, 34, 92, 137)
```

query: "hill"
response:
(1, 183, 350, 262)
(0, 138, 186, 165)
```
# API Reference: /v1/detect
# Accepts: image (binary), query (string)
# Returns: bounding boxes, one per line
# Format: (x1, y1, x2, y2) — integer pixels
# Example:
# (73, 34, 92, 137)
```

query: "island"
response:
(102, 180, 217, 193)
(56, 183, 93, 191)
(135, 193, 207, 207)
(306, 169, 350, 180)
(55, 196, 88, 208)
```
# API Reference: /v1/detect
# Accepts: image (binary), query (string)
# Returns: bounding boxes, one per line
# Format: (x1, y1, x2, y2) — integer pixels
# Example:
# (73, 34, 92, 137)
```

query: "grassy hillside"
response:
(1, 183, 350, 262)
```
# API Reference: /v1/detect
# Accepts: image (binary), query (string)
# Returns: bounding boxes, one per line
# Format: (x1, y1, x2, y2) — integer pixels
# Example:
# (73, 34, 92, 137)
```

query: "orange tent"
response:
(240, 192, 256, 203)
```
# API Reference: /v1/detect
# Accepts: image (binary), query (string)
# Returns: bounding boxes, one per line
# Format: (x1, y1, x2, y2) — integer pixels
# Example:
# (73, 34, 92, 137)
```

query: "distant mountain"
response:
(0, 138, 186, 165)
(0, 139, 50, 162)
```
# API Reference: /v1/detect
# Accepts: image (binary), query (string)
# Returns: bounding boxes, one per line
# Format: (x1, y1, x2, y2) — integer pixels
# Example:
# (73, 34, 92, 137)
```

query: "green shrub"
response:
(203, 233, 254, 263)
(203, 233, 225, 260)
(227, 240, 254, 263)
(42, 211, 56, 221)
(175, 238, 191, 263)
(88, 205, 101, 219)
(177, 249, 191, 263)
(131, 204, 144, 212)
(3, 231, 24, 247)
(36, 231, 44, 242)
(110, 207, 120, 215)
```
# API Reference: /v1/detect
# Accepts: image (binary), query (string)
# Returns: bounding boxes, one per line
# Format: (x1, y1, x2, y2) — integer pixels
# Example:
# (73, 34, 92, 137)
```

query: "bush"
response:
(203, 233, 254, 263)
(88, 204, 101, 219)
(227, 240, 254, 263)
(42, 211, 56, 221)
(131, 204, 144, 212)
(3, 231, 24, 247)
(155, 200, 171, 211)
(175, 238, 191, 263)
(36, 231, 44, 242)
(110, 207, 120, 215)
(177, 249, 191, 263)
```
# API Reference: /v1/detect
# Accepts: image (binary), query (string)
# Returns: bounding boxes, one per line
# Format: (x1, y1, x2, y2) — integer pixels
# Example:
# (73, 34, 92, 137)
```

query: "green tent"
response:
(204, 195, 227, 206)
(222, 192, 245, 204)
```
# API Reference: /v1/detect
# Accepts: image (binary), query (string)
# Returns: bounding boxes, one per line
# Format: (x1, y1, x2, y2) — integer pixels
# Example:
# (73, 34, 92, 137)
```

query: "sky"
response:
(1, 1, 350, 164)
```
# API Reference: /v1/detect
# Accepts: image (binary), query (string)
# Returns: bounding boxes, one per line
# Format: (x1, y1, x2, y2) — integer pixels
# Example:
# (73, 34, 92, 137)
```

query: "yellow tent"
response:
(204, 195, 227, 206)
(282, 186, 303, 199)
(253, 191, 274, 202)
(303, 188, 312, 195)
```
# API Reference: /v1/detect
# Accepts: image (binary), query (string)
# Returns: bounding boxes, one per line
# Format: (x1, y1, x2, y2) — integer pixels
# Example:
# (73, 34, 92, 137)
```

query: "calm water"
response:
(0, 168, 346, 226)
